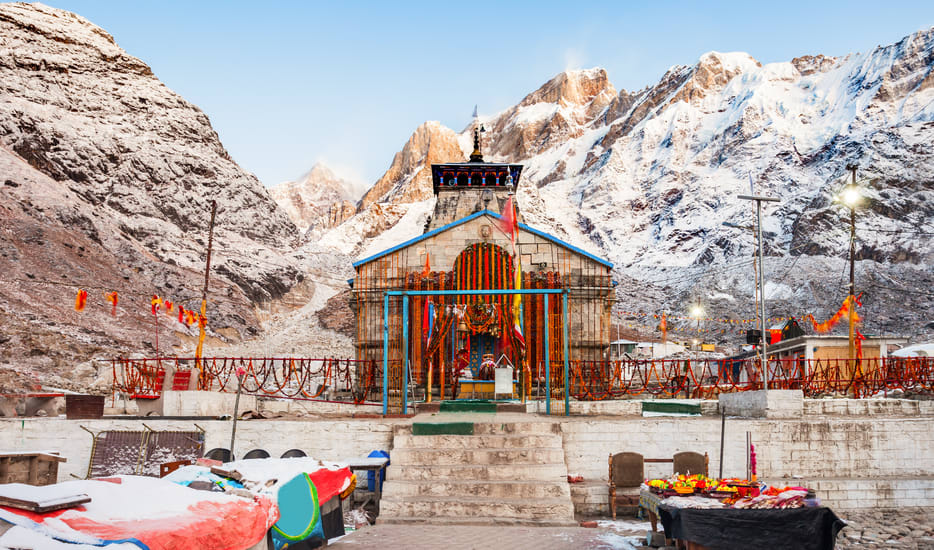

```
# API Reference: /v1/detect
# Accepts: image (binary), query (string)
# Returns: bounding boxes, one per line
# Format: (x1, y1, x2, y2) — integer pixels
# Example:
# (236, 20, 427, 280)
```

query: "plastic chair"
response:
(281, 449, 307, 458)
(204, 448, 231, 462)
(243, 449, 270, 459)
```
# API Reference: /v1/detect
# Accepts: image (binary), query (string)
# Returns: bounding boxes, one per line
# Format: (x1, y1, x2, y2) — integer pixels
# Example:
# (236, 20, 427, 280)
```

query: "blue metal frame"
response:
(544, 294, 550, 415)
(563, 292, 570, 414)
(353, 210, 613, 269)
(380, 288, 570, 416)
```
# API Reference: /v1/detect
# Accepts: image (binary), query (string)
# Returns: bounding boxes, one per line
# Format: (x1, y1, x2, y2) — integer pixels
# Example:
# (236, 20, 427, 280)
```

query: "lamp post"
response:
(838, 165, 863, 387)
(738, 191, 780, 390)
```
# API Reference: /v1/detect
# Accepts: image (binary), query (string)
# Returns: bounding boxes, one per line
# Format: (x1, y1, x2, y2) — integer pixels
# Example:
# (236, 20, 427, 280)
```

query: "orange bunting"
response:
(104, 291, 118, 317)
(163, 300, 173, 314)
(178, 306, 185, 323)
(151, 295, 162, 315)
(74, 289, 88, 312)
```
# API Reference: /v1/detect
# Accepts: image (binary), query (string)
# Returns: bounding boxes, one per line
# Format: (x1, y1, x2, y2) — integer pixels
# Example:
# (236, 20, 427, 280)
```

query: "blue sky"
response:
(42, 1, 934, 188)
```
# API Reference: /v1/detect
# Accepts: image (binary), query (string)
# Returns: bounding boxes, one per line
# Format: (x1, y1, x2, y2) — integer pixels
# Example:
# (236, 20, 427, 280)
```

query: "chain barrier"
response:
(111, 357, 382, 405)
(111, 356, 932, 405)
(566, 357, 934, 400)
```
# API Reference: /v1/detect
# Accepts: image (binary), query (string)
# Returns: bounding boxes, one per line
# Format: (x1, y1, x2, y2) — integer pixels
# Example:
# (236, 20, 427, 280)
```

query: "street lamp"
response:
(835, 165, 863, 380)
(738, 189, 780, 390)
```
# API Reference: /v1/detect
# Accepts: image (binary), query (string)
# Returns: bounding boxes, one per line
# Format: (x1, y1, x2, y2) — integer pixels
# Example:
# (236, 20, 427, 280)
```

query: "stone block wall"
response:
(0, 417, 396, 481)
(561, 415, 934, 513)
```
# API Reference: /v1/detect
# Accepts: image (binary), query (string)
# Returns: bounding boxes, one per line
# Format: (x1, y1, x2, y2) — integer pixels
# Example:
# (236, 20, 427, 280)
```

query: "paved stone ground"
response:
(328, 519, 649, 549)
(330, 510, 934, 549)
(836, 509, 934, 549)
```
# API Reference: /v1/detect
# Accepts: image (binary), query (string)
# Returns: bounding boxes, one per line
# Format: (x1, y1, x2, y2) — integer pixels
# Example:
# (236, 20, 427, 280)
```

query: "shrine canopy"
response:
(430, 163, 523, 194)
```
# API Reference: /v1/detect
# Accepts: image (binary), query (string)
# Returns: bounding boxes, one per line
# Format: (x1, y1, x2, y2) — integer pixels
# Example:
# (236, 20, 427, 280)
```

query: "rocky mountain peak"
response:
(518, 68, 616, 111)
(357, 120, 464, 210)
(269, 161, 363, 233)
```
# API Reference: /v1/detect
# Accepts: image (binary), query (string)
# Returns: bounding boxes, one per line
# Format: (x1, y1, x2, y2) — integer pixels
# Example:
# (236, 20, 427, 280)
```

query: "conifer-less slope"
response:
(0, 3, 305, 390)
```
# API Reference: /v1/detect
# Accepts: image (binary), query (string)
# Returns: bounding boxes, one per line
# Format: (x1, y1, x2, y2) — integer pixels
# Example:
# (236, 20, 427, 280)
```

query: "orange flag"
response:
(497, 196, 518, 242)
(74, 289, 88, 312)
(422, 252, 431, 278)
(104, 291, 118, 317)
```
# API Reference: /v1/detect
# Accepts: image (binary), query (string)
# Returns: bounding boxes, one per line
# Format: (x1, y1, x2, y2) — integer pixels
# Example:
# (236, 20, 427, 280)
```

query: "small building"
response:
(766, 335, 908, 363)
(635, 341, 686, 359)
(609, 339, 638, 358)
(350, 129, 615, 404)
(890, 342, 934, 357)
(768, 318, 805, 345)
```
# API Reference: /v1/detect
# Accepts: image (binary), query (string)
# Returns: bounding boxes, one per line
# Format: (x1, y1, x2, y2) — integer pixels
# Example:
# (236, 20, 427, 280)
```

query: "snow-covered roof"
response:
(891, 342, 934, 357)
(610, 339, 638, 345)
(352, 209, 613, 269)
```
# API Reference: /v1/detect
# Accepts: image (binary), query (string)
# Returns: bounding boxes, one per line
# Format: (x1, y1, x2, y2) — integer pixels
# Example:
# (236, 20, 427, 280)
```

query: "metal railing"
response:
(111, 356, 933, 408)
(110, 357, 382, 405)
(566, 356, 934, 400)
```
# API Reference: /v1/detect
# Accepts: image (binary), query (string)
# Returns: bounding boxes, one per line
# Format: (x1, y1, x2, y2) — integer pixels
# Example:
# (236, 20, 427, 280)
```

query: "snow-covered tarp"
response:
(0, 476, 277, 550)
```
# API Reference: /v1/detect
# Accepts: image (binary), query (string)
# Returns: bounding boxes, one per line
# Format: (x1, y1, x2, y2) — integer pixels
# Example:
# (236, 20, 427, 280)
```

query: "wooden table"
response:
(346, 456, 390, 512)
(0, 452, 66, 486)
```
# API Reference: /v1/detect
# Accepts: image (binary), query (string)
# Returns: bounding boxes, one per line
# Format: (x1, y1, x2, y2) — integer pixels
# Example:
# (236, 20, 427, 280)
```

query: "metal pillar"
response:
(563, 291, 570, 416)
(382, 293, 389, 415)
(739, 192, 780, 390)
(756, 199, 769, 390)
(402, 296, 409, 414)
(544, 293, 550, 416)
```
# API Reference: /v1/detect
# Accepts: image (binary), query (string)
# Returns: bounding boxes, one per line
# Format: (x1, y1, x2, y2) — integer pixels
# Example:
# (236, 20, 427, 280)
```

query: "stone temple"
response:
(350, 128, 615, 408)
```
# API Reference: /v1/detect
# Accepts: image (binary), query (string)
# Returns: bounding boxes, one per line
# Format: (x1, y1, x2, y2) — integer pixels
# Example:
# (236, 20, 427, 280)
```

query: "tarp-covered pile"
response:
(0, 476, 278, 549)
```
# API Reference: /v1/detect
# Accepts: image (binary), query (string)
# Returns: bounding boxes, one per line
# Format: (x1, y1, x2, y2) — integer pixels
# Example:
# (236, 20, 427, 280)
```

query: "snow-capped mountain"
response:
(269, 162, 363, 233)
(322, 28, 934, 340)
(0, 3, 309, 390)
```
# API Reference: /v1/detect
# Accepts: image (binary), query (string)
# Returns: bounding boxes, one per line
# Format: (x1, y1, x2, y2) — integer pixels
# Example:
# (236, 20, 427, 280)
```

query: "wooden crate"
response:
(65, 394, 104, 419)
(0, 452, 66, 486)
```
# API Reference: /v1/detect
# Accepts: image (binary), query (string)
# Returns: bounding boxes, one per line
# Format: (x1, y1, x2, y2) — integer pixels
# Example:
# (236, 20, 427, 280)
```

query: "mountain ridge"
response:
(315, 27, 934, 340)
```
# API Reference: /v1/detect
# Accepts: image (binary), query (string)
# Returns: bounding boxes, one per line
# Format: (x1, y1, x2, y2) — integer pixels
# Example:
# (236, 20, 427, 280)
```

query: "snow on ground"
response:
(593, 532, 642, 549)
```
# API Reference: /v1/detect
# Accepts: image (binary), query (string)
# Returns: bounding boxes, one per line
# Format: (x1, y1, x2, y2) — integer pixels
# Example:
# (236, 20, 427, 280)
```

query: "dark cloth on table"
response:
(658, 505, 845, 550)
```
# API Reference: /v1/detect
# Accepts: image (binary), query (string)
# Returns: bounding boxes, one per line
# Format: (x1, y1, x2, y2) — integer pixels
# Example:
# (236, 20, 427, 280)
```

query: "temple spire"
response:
(470, 128, 484, 162)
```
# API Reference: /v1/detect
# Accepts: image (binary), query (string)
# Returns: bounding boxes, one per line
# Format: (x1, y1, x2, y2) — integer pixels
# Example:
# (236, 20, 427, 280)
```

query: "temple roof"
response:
(352, 209, 613, 269)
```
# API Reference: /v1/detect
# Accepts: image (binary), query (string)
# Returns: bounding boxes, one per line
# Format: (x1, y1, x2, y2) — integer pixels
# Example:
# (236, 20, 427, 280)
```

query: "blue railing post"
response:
(544, 293, 550, 415)
(382, 293, 389, 415)
(402, 293, 409, 414)
(563, 290, 570, 417)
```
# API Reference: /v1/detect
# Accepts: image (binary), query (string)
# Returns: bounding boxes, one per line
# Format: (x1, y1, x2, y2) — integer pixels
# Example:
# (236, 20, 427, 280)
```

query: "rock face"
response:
(358, 121, 466, 209)
(324, 29, 934, 340)
(0, 3, 304, 390)
(269, 162, 362, 233)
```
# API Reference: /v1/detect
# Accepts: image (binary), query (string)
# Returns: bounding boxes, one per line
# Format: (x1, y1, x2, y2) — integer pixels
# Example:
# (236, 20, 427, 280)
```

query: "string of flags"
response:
(72, 288, 206, 328)
(152, 295, 206, 328)
(616, 309, 800, 325)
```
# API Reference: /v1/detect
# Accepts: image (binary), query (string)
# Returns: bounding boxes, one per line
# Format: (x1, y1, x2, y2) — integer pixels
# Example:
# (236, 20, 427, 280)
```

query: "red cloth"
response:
(0, 477, 278, 550)
(307, 466, 353, 504)
(497, 197, 517, 241)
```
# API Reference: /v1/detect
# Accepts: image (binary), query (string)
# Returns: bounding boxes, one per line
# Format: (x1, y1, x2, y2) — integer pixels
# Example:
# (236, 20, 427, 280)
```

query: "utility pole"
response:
(739, 191, 780, 390)
(194, 200, 217, 389)
(846, 165, 858, 388)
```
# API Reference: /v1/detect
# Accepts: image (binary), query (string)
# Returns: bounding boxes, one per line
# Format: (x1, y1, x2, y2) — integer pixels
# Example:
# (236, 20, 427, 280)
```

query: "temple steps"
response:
(378, 420, 576, 525)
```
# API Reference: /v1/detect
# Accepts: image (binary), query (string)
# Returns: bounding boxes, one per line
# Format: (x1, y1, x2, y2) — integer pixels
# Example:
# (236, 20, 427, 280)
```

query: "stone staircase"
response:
(378, 420, 576, 526)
